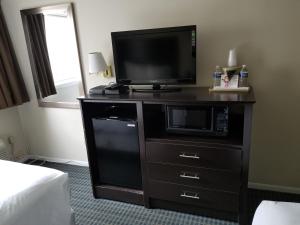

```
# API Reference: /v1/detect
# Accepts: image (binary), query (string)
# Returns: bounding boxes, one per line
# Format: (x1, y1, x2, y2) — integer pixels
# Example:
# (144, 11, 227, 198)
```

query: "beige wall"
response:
(0, 107, 28, 159)
(1, 0, 300, 188)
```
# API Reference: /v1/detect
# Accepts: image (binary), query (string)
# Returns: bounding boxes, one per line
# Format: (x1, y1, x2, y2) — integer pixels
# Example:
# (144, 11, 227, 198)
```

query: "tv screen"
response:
(111, 25, 196, 85)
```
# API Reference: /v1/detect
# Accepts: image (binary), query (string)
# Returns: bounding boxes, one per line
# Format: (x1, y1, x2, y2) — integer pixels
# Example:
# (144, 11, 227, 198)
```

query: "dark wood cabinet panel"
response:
(78, 87, 255, 104)
(146, 141, 242, 172)
(148, 180, 239, 213)
(78, 87, 255, 225)
(94, 185, 144, 205)
(147, 163, 240, 192)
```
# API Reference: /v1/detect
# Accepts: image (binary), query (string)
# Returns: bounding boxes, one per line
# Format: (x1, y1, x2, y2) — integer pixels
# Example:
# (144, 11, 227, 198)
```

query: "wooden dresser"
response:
(78, 87, 255, 225)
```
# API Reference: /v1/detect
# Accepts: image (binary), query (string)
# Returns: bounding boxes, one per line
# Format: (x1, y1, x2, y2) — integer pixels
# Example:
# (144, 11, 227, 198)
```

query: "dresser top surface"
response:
(78, 87, 256, 104)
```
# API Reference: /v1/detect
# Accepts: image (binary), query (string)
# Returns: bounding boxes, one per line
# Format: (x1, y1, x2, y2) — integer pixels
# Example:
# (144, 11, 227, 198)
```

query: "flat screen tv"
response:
(111, 25, 196, 90)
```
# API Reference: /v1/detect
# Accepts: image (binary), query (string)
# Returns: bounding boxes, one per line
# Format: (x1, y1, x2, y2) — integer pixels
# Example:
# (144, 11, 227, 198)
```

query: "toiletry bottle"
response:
(239, 65, 248, 87)
(213, 66, 222, 87)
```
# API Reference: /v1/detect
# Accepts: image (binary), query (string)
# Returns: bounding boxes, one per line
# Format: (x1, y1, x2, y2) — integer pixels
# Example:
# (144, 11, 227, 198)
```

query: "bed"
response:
(252, 200, 300, 225)
(0, 160, 75, 225)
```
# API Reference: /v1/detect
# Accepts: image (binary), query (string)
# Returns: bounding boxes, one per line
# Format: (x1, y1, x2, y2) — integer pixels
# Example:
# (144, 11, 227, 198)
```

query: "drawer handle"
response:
(180, 191, 199, 200)
(180, 172, 200, 180)
(179, 153, 200, 159)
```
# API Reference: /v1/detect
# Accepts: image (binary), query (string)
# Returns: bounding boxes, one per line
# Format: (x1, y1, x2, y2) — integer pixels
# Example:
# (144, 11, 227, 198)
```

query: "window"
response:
(44, 12, 81, 87)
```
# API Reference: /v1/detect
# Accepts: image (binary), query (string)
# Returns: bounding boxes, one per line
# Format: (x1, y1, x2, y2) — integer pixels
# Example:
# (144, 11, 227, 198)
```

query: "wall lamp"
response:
(88, 52, 112, 78)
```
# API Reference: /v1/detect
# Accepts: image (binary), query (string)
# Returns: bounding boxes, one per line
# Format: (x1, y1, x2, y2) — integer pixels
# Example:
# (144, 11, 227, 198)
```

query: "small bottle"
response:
(213, 66, 222, 87)
(239, 65, 248, 87)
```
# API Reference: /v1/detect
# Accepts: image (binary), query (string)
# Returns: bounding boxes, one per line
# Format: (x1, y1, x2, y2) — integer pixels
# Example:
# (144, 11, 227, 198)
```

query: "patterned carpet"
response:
(35, 161, 300, 225)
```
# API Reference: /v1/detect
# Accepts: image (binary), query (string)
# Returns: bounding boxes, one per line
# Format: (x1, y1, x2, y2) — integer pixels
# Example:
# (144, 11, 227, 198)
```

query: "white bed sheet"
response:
(252, 200, 300, 225)
(0, 160, 75, 225)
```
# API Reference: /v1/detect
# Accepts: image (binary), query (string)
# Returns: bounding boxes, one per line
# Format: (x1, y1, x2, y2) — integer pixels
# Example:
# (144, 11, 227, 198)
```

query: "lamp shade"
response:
(88, 52, 108, 74)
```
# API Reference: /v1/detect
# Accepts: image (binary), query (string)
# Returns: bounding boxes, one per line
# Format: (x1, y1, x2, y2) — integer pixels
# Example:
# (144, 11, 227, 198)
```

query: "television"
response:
(111, 25, 196, 91)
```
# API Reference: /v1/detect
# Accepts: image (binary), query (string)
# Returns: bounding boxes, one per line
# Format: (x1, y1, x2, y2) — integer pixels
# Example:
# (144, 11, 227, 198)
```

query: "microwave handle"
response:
(210, 106, 215, 132)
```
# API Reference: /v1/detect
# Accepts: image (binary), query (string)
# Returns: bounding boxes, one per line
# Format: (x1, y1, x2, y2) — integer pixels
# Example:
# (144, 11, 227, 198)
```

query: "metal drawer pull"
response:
(180, 172, 200, 180)
(180, 192, 200, 200)
(179, 153, 200, 159)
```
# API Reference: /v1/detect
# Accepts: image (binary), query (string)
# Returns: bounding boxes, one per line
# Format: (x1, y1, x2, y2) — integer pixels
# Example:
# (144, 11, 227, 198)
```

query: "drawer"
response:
(148, 180, 239, 212)
(146, 141, 241, 172)
(147, 163, 240, 192)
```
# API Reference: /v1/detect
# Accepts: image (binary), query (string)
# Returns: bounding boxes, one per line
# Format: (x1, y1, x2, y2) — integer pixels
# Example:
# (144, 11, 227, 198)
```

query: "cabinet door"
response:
(93, 118, 142, 189)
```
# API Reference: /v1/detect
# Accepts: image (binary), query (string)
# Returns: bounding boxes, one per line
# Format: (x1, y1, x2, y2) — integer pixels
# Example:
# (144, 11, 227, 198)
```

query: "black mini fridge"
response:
(92, 117, 142, 190)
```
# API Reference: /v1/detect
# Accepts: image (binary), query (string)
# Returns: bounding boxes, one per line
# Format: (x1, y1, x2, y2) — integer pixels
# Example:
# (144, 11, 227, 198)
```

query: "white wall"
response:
(0, 107, 28, 159)
(1, 0, 300, 188)
(18, 103, 87, 161)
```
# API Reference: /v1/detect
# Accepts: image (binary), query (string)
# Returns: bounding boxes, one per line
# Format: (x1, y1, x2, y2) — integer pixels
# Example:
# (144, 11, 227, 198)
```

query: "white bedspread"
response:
(0, 160, 75, 225)
(252, 200, 300, 225)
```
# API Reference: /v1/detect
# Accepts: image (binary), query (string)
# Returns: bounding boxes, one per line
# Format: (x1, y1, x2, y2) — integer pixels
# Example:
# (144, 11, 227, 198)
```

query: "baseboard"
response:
(249, 182, 300, 195)
(24, 154, 89, 167)
(17, 155, 31, 163)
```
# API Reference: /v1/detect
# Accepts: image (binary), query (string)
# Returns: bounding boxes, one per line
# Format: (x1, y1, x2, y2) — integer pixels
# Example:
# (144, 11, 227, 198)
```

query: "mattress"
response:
(252, 200, 300, 225)
(0, 160, 75, 225)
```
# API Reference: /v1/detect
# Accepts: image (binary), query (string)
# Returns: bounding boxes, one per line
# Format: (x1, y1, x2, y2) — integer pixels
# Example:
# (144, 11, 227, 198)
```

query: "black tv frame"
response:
(111, 25, 197, 90)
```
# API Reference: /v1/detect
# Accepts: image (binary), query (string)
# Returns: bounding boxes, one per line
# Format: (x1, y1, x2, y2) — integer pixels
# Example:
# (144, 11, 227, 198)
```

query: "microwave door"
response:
(169, 108, 186, 128)
(167, 106, 213, 132)
(185, 109, 213, 131)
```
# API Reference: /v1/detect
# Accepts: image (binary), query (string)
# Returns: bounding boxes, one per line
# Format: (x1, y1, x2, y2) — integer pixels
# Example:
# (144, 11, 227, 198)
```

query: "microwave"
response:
(166, 105, 229, 136)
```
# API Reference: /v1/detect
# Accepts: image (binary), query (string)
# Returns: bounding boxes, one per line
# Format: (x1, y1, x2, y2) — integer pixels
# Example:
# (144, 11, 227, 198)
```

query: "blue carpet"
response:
(43, 162, 237, 225)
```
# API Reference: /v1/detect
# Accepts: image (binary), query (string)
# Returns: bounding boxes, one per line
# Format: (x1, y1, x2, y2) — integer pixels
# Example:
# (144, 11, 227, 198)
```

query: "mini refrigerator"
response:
(92, 117, 142, 190)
